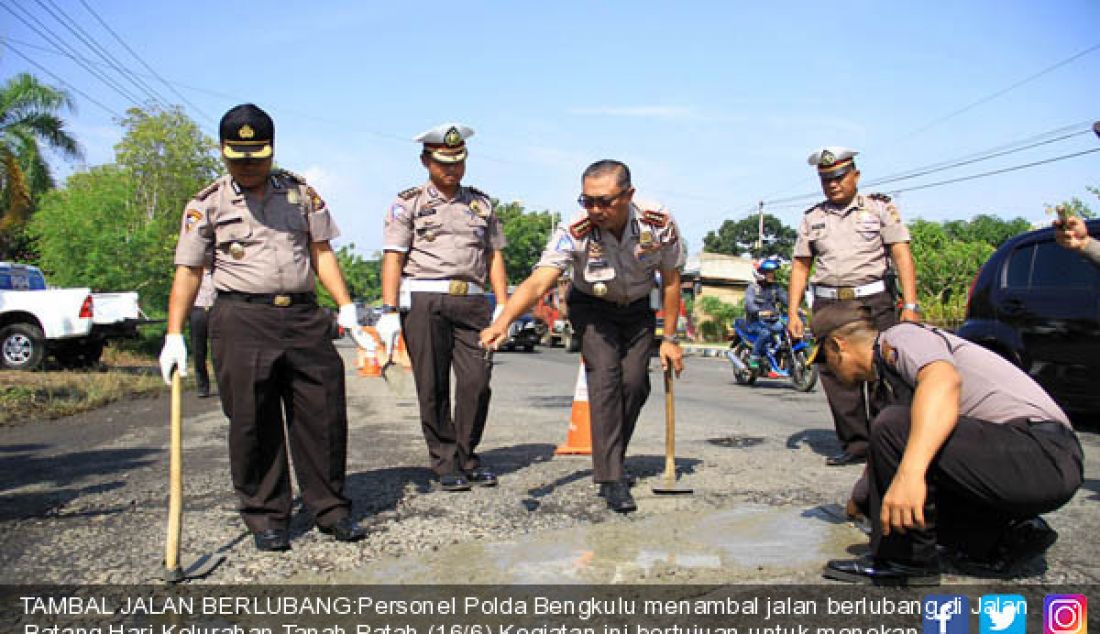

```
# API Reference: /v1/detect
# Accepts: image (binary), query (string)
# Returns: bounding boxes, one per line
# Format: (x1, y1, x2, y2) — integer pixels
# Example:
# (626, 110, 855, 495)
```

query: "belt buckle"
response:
(273, 294, 292, 307)
(837, 288, 856, 301)
(448, 280, 469, 296)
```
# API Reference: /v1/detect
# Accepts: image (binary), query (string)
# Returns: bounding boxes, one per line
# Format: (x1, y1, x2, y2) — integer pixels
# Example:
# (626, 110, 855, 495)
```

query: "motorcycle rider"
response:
(744, 258, 789, 370)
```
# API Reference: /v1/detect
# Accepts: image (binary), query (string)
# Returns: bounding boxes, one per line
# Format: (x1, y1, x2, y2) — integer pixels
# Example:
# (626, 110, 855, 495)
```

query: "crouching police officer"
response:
(379, 123, 509, 492)
(159, 104, 371, 552)
(480, 159, 686, 513)
(810, 303, 1083, 585)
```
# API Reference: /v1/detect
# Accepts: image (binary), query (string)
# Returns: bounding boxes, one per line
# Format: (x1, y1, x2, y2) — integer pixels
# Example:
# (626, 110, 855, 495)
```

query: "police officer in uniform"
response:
(480, 160, 686, 513)
(159, 104, 371, 551)
(809, 303, 1082, 585)
(189, 268, 216, 397)
(787, 147, 920, 466)
(378, 123, 509, 492)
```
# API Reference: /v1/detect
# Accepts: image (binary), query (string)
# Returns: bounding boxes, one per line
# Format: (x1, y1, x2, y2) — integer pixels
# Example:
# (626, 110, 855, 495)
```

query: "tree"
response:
(907, 219, 994, 323)
(495, 199, 557, 285)
(941, 214, 1032, 248)
(315, 244, 381, 307)
(703, 213, 796, 259)
(28, 106, 219, 314)
(0, 73, 81, 260)
(1046, 185, 1098, 220)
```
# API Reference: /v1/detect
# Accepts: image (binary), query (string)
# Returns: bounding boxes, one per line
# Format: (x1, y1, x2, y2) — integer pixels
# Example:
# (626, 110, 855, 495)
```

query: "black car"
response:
(957, 219, 1100, 416)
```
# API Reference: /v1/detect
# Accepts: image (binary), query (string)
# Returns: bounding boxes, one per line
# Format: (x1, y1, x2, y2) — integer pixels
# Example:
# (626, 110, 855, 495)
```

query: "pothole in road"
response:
(707, 435, 765, 448)
(527, 396, 574, 408)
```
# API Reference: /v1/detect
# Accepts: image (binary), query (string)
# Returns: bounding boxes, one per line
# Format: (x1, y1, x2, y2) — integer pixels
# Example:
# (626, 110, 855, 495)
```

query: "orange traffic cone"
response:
(555, 360, 592, 455)
(357, 327, 382, 377)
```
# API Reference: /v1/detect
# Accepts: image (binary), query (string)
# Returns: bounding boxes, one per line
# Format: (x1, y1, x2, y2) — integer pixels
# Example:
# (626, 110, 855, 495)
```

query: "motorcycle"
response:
(726, 312, 818, 392)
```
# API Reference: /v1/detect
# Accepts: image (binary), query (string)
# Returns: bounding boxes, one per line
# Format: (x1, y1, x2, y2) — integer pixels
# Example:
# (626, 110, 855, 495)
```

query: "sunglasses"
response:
(577, 189, 628, 209)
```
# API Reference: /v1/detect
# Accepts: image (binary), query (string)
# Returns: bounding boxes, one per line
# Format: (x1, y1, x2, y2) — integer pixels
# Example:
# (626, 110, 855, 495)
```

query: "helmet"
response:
(758, 259, 781, 273)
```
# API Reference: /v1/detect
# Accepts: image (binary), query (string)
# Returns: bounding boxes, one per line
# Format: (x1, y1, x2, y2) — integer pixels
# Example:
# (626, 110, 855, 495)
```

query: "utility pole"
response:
(755, 200, 764, 255)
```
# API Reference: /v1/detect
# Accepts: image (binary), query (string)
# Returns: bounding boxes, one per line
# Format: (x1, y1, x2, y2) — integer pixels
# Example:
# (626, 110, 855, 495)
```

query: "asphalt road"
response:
(0, 343, 1097, 585)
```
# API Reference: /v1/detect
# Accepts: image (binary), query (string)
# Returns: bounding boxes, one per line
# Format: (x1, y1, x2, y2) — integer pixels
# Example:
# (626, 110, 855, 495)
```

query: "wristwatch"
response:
(661, 335, 680, 344)
(380, 304, 398, 314)
(902, 303, 921, 312)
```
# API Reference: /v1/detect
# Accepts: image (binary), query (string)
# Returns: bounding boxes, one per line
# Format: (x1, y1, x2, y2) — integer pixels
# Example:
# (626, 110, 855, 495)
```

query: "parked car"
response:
(957, 219, 1100, 416)
(0, 262, 151, 370)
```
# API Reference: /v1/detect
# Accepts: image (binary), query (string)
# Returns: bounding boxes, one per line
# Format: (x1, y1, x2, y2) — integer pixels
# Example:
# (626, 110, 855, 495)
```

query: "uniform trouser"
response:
(815, 290, 897, 456)
(568, 295, 655, 483)
(188, 307, 210, 390)
(867, 405, 1083, 564)
(750, 319, 786, 358)
(401, 292, 492, 476)
(209, 299, 350, 533)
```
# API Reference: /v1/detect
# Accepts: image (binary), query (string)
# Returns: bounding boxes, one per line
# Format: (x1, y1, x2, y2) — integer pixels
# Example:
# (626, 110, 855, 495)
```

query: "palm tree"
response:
(1, 73, 82, 257)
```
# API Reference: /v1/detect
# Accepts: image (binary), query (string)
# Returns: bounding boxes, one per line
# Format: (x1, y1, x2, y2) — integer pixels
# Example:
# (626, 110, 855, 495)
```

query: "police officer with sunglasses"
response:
(480, 159, 686, 513)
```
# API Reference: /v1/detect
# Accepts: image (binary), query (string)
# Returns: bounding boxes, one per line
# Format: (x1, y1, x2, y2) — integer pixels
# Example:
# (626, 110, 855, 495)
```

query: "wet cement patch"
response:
(312, 503, 864, 584)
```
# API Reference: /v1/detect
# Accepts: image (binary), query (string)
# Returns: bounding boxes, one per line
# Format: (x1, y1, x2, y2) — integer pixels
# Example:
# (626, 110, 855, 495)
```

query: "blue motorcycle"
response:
(727, 313, 817, 392)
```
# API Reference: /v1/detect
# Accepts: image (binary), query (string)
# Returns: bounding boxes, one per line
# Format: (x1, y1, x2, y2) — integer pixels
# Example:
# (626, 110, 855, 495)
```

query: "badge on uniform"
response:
(287, 188, 301, 205)
(592, 282, 608, 297)
(555, 233, 574, 253)
(305, 186, 325, 212)
(184, 208, 202, 232)
(470, 200, 489, 219)
(229, 242, 245, 259)
(584, 239, 616, 283)
(636, 230, 659, 257)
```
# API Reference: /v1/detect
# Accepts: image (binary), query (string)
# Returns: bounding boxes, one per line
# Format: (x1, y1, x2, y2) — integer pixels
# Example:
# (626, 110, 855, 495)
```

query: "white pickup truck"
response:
(0, 262, 149, 370)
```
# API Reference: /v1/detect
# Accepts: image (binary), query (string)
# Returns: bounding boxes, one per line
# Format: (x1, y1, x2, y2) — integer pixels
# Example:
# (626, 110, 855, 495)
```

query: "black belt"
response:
(569, 289, 650, 310)
(217, 291, 316, 307)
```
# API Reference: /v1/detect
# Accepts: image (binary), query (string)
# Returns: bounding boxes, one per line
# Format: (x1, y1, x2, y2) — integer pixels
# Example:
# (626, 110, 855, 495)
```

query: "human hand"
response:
(480, 323, 509, 351)
(338, 304, 372, 350)
(659, 340, 684, 377)
(787, 312, 804, 339)
(900, 308, 921, 323)
(159, 334, 188, 385)
(375, 312, 402, 358)
(880, 471, 927, 536)
(1055, 214, 1090, 252)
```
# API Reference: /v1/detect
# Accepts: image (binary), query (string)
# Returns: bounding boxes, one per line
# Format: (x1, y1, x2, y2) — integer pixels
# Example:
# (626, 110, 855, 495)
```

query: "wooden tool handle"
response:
(165, 369, 183, 575)
(663, 366, 676, 476)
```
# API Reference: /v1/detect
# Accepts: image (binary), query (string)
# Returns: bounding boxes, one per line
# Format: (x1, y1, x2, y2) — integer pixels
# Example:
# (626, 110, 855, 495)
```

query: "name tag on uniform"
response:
(811, 223, 826, 230)
(416, 208, 437, 218)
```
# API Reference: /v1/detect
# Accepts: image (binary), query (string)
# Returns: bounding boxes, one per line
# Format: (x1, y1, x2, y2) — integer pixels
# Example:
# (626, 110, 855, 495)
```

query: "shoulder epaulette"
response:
(193, 181, 221, 201)
(398, 186, 422, 200)
(466, 185, 490, 199)
(868, 193, 892, 203)
(639, 209, 669, 228)
(803, 202, 823, 215)
(275, 168, 307, 185)
(569, 217, 593, 239)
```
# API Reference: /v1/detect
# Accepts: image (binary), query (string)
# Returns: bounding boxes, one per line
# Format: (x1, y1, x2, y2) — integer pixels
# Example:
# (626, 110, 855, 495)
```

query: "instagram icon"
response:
(1044, 595, 1087, 634)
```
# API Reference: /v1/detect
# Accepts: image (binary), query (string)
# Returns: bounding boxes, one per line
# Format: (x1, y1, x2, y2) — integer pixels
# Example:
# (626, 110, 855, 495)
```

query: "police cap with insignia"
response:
(220, 104, 274, 160)
(806, 302, 875, 364)
(807, 146, 858, 180)
(415, 123, 474, 164)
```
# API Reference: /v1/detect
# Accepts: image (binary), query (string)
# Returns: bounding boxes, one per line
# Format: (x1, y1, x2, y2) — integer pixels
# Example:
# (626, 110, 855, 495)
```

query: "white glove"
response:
(492, 304, 505, 324)
(159, 334, 188, 385)
(375, 312, 402, 356)
(338, 304, 372, 350)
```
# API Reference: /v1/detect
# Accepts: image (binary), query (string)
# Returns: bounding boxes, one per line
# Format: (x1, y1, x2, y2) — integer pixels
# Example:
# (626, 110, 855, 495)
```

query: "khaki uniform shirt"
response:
(382, 182, 506, 284)
(881, 323, 1071, 427)
(536, 199, 686, 305)
(794, 193, 910, 286)
(193, 269, 216, 308)
(174, 172, 340, 294)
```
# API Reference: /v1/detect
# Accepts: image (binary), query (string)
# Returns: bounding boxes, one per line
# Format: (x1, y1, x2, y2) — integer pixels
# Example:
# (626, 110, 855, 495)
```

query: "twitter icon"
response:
(981, 595, 1027, 634)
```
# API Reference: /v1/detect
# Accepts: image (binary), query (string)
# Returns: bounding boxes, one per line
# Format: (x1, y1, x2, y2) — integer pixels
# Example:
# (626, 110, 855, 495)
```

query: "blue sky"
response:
(3, 1, 1098, 258)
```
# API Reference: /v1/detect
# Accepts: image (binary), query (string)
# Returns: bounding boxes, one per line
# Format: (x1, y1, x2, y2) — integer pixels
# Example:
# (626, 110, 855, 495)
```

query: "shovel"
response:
(380, 338, 411, 396)
(164, 368, 226, 583)
(652, 366, 693, 495)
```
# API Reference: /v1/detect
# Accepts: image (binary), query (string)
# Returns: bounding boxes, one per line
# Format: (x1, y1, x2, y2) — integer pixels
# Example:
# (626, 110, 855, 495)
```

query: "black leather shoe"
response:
(440, 472, 471, 492)
(823, 556, 940, 586)
(465, 469, 498, 487)
(253, 529, 290, 552)
(826, 451, 867, 466)
(197, 385, 211, 398)
(951, 517, 1058, 578)
(599, 481, 637, 514)
(317, 517, 367, 542)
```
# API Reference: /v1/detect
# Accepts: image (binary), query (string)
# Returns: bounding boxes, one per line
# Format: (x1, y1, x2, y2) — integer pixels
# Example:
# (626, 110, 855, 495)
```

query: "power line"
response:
(32, 0, 169, 107)
(76, 0, 214, 123)
(896, 43, 1100, 142)
(0, 0, 143, 106)
(0, 39, 123, 117)
(883, 147, 1100, 195)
